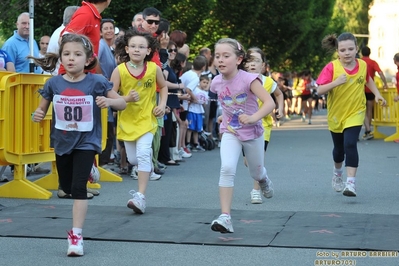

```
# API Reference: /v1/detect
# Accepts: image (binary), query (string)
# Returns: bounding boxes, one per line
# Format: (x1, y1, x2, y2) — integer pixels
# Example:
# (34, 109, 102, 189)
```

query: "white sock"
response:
(334, 167, 343, 175)
(346, 177, 355, 184)
(72, 227, 82, 235)
(252, 189, 260, 192)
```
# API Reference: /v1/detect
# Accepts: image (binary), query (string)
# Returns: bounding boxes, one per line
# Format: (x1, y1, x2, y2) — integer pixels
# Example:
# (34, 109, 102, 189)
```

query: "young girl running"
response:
(244, 47, 284, 204)
(316, 32, 386, 197)
(210, 38, 275, 233)
(30, 33, 126, 256)
(111, 29, 168, 214)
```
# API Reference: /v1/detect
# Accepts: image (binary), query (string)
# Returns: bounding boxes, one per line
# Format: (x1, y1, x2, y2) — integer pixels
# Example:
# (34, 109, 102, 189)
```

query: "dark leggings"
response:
(56, 150, 96, 199)
(330, 126, 361, 168)
(158, 111, 173, 163)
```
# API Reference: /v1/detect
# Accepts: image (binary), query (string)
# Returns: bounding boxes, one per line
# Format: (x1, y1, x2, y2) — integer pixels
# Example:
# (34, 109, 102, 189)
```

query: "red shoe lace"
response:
(67, 230, 81, 245)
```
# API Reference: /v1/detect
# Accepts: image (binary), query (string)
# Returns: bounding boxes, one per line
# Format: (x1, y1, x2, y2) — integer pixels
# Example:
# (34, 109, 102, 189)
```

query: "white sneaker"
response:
(332, 172, 344, 192)
(150, 172, 162, 181)
(250, 189, 263, 204)
(67, 230, 84, 256)
(211, 214, 234, 233)
(179, 148, 192, 158)
(130, 166, 138, 179)
(195, 145, 206, 152)
(258, 178, 274, 198)
(127, 190, 146, 214)
(343, 182, 356, 197)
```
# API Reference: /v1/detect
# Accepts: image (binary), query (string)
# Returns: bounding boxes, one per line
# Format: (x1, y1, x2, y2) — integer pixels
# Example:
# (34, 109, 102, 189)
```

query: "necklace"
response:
(129, 61, 143, 69)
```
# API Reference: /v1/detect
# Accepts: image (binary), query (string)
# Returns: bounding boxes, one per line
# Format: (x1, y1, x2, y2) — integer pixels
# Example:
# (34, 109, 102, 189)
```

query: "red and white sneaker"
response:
(67, 230, 84, 256)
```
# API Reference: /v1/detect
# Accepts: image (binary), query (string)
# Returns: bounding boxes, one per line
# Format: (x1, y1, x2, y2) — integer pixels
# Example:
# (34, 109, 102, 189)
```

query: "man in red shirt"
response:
(361, 46, 388, 140)
(59, 0, 112, 75)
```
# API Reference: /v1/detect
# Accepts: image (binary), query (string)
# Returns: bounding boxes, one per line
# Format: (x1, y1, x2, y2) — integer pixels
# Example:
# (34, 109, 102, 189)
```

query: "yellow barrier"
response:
(372, 87, 399, 141)
(0, 73, 121, 199)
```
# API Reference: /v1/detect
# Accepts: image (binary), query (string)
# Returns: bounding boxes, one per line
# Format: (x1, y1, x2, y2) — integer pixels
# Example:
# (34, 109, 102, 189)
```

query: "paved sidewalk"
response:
(1, 110, 398, 266)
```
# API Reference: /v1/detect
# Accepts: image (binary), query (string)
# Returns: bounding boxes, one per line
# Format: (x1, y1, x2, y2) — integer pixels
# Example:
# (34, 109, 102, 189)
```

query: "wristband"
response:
(31, 112, 35, 121)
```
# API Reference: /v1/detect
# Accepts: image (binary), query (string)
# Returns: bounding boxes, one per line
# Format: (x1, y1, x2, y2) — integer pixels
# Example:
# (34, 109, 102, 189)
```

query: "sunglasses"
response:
(168, 48, 178, 53)
(146, 19, 160, 25)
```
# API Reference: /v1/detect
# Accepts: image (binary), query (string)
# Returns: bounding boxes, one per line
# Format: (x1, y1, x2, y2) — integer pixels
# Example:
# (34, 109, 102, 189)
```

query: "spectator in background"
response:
(1, 12, 41, 73)
(131, 12, 143, 29)
(393, 53, 399, 101)
(98, 18, 118, 168)
(59, 0, 112, 75)
(38, 35, 50, 57)
(0, 49, 16, 72)
(47, 5, 79, 75)
(360, 46, 388, 140)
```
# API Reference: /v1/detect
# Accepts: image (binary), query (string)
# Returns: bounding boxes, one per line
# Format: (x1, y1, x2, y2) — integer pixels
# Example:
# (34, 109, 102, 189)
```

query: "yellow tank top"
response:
(258, 75, 276, 141)
(292, 77, 304, 96)
(117, 62, 158, 141)
(327, 59, 366, 133)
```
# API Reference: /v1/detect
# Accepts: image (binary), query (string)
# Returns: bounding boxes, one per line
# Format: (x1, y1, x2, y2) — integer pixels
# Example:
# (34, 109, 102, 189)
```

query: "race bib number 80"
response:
(53, 95, 94, 131)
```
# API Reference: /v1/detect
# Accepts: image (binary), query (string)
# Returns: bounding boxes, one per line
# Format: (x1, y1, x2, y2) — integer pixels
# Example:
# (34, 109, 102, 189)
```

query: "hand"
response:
(217, 115, 223, 124)
(238, 114, 256, 125)
(394, 95, 399, 102)
(376, 96, 387, 106)
(95, 96, 109, 108)
(159, 32, 169, 49)
(126, 90, 140, 102)
(153, 105, 166, 117)
(32, 108, 46, 122)
(179, 94, 190, 101)
(165, 106, 171, 114)
(335, 74, 347, 86)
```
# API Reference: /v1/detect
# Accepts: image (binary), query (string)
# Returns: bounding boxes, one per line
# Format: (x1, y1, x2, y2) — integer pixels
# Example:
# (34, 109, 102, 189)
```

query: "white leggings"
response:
(219, 133, 268, 187)
(124, 132, 153, 172)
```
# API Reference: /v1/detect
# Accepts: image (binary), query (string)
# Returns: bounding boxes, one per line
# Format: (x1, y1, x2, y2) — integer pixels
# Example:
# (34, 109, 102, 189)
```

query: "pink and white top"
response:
(211, 70, 264, 141)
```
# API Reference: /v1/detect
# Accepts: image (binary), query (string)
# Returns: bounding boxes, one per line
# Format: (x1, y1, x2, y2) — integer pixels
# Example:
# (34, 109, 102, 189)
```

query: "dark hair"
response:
(215, 38, 246, 70)
(156, 18, 170, 36)
(169, 30, 187, 48)
(167, 41, 177, 49)
(200, 74, 210, 82)
(87, 0, 109, 3)
(114, 29, 158, 63)
(170, 52, 186, 75)
(27, 34, 97, 72)
(321, 32, 358, 54)
(142, 7, 161, 19)
(192, 55, 207, 71)
(361, 46, 371, 57)
(101, 18, 115, 31)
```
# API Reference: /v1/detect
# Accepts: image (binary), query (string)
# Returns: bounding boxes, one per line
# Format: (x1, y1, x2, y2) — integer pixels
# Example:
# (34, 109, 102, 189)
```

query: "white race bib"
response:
(53, 95, 94, 131)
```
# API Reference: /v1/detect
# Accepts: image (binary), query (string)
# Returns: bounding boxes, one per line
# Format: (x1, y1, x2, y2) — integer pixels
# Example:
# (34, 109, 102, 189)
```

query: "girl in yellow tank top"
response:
(111, 29, 168, 214)
(316, 33, 386, 198)
(244, 47, 284, 204)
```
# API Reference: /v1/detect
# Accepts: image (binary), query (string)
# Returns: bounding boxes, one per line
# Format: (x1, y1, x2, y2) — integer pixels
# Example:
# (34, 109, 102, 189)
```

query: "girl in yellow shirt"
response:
(316, 32, 385, 197)
(111, 29, 168, 214)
